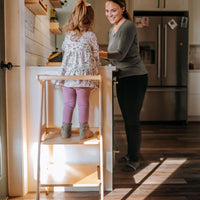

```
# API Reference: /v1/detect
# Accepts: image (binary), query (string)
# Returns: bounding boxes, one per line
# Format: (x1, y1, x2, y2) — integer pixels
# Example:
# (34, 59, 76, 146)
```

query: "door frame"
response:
(0, 71, 8, 198)
(4, 0, 27, 196)
(0, 0, 8, 197)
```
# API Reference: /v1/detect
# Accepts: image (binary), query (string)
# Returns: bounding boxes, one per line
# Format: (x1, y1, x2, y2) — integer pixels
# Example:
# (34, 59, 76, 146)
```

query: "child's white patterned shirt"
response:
(60, 31, 99, 87)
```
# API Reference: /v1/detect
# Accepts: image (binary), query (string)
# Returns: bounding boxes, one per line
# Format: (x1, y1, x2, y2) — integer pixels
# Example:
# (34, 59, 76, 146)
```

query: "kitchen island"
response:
(25, 65, 116, 192)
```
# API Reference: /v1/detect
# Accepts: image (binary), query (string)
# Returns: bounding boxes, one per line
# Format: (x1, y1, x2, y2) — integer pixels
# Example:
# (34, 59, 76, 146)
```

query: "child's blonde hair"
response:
(65, 0, 94, 38)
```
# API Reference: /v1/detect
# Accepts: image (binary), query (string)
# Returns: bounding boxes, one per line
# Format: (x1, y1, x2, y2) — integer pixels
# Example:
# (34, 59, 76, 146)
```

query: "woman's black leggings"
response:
(116, 74, 148, 162)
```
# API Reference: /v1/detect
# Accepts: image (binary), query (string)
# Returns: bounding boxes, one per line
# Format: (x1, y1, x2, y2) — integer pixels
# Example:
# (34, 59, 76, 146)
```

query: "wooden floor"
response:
(9, 120, 200, 200)
(113, 120, 200, 200)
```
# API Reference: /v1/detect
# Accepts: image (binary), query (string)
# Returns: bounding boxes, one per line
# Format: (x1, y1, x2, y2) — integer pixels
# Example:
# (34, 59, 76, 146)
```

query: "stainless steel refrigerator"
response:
(133, 11, 189, 122)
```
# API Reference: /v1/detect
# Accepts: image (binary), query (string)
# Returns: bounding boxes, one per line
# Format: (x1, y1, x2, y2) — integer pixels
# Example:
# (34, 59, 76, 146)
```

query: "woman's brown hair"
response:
(106, 0, 132, 21)
(65, 0, 94, 38)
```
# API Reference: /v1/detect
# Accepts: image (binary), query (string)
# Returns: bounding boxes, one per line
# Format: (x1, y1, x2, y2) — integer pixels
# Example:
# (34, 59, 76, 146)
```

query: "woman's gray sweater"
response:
(107, 19, 147, 78)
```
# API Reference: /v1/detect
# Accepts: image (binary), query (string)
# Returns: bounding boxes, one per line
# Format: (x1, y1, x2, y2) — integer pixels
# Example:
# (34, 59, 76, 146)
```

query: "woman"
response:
(100, 0, 148, 172)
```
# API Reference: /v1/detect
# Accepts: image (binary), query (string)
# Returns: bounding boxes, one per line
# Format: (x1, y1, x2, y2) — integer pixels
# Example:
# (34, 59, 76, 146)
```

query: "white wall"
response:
(55, 0, 77, 51)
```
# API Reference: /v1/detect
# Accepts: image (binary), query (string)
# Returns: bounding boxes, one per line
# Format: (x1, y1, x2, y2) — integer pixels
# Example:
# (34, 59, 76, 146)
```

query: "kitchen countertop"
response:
(29, 65, 116, 70)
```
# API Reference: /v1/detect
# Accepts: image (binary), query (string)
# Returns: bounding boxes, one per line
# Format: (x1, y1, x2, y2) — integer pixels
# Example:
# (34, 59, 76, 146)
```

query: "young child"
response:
(60, 0, 99, 139)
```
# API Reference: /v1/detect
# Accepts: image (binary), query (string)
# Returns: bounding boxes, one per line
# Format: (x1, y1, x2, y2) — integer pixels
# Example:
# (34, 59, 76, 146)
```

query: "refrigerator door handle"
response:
(157, 24, 161, 79)
(164, 24, 167, 78)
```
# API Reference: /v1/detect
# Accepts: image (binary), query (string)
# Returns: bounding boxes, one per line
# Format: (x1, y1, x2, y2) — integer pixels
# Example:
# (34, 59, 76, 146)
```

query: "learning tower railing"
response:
(36, 75, 104, 200)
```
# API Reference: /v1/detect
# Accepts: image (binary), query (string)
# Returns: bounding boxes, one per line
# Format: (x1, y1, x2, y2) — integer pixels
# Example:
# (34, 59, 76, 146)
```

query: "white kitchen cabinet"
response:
(189, 0, 200, 45)
(164, 0, 188, 11)
(133, 0, 160, 11)
(188, 70, 200, 121)
(133, 0, 188, 11)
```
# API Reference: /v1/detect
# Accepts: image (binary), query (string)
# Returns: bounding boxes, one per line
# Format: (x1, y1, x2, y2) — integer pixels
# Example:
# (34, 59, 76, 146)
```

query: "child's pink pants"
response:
(62, 87, 91, 124)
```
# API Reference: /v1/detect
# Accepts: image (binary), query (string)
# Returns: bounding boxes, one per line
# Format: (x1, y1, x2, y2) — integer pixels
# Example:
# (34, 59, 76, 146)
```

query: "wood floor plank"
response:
(104, 188, 132, 200)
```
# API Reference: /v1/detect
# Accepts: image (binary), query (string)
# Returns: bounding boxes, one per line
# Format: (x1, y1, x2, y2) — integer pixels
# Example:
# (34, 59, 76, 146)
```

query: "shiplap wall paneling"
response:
(25, 0, 55, 66)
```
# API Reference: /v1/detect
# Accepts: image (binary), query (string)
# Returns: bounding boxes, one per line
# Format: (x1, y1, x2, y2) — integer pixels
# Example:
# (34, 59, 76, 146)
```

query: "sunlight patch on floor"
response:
(127, 158, 187, 200)
(104, 188, 132, 200)
(133, 162, 160, 184)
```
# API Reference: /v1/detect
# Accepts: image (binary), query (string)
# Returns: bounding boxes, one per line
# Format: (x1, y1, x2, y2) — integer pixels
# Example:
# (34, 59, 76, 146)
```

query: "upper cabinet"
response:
(165, 0, 188, 10)
(133, 0, 188, 11)
(133, 0, 160, 11)
(189, 0, 200, 45)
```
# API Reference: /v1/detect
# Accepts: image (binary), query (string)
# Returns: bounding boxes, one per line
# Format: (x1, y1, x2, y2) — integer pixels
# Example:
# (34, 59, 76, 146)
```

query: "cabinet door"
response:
(188, 72, 200, 118)
(133, 0, 160, 11)
(133, 0, 188, 11)
(189, 0, 200, 45)
(164, 0, 188, 11)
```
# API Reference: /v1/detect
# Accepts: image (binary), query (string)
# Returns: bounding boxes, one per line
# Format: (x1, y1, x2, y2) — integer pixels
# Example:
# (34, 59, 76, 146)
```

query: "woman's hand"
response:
(99, 50, 108, 59)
